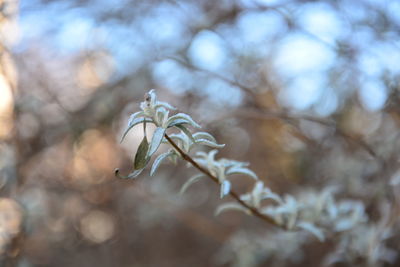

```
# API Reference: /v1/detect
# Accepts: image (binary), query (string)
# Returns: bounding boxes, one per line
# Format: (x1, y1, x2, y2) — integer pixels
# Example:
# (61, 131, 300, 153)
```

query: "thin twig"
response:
(164, 133, 282, 228)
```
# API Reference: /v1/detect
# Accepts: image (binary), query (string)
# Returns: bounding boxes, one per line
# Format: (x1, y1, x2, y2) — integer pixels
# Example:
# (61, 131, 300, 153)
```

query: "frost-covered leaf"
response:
(169, 130, 191, 152)
(120, 117, 153, 142)
(180, 174, 205, 194)
(150, 151, 174, 176)
(261, 187, 282, 204)
(297, 221, 325, 242)
(226, 166, 258, 180)
(195, 139, 225, 148)
(220, 180, 231, 198)
(115, 168, 144, 179)
(240, 182, 281, 208)
(215, 202, 251, 216)
(167, 119, 191, 128)
(128, 111, 145, 124)
(175, 124, 195, 143)
(134, 136, 149, 170)
(193, 132, 217, 142)
(194, 151, 208, 161)
(222, 160, 250, 168)
(147, 127, 166, 158)
(154, 101, 176, 110)
(167, 113, 201, 128)
(207, 150, 218, 164)
(155, 107, 169, 127)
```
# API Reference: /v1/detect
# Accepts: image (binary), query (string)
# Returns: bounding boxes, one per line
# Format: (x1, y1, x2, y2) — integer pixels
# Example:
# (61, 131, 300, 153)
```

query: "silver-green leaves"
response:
(150, 150, 174, 176)
(180, 174, 205, 194)
(296, 222, 325, 242)
(116, 89, 341, 243)
(194, 150, 259, 199)
(166, 113, 201, 129)
(147, 127, 166, 158)
(134, 135, 149, 170)
(118, 89, 226, 178)
(215, 202, 251, 216)
(121, 117, 152, 142)
(220, 180, 231, 198)
(115, 89, 378, 246)
(240, 181, 282, 209)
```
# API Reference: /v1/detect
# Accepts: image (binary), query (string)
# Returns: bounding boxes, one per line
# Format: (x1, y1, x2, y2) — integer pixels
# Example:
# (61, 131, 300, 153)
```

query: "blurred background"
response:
(1, 0, 400, 266)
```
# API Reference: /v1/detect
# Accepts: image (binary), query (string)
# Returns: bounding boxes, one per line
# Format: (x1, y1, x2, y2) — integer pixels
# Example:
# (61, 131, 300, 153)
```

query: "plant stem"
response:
(164, 133, 282, 228)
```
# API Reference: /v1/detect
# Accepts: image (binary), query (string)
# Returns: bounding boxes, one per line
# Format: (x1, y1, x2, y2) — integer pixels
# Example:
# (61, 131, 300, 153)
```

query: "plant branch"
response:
(164, 133, 282, 228)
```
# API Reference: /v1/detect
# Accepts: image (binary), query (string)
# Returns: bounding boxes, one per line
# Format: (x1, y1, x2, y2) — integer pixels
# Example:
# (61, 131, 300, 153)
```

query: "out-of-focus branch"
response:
(168, 56, 378, 158)
(164, 133, 284, 229)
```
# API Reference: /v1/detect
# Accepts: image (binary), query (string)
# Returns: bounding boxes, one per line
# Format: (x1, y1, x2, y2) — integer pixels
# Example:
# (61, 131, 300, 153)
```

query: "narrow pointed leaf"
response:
(134, 136, 149, 169)
(175, 124, 195, 143)
(180, 174, 205, 194)
(215, 202, 251, 216)
(195, 139, 225, 148)
(297, 221, 325, 242)
(167, 113, 201, 128)
(261, 190, 283, 204)
(167, 119, 190, 128)
(195, 151, 208, 158)
(226, 166, 258, 180)
(128, 111, 145, 124)
(193, 132, 217, 142)
(115, 168, 144, 179)
(147, 127, 166, 158)
(220, 180, 231, 198)
(121, 117, 152, 142)
(150, 151, 173, 176)
(155, 101, 176, 110)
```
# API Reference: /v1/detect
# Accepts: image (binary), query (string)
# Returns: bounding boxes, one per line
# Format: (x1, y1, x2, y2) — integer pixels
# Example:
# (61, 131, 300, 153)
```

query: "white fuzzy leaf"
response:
(147, 127, 166, 158)
(167, 113, 201, 128)
(128, 111, 145, 123)
(175, 124, 195, 143)
(226, 166, 258, 180)
(215, 202, 251, 216)
(155, 107, 169, 127)
(120, 117, 152, 142)
(150, 151, 173, 176)
(180, 174, 205, 194)
(154, 101, 176, 110)
(207, 150, 218, 164)
(261, 187, 282, 204)
(193, 132, 217, 142)
(167, 119, 190, 128)
(220, 180, 231, 198)
(195, 139, 225, 148)
(297, 221, 325, 242)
